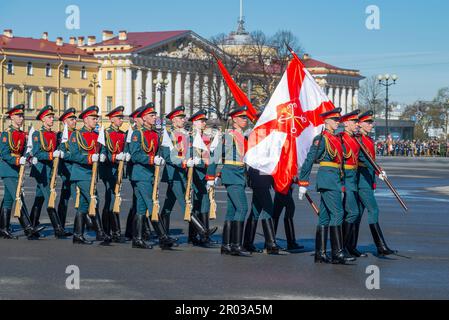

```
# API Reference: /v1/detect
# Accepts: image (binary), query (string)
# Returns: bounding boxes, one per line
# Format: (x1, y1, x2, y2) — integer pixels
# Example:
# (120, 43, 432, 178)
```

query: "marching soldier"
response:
(128, 104, 177, 249)
(124, 105, 148, 240)
(99, 106, 128, 243)
(188, 110, 219, 247)
(30, 105, 71, 238)
(57, 108, 78, 231)
(356, 111, 396, 256)
(66, 106, 109, 245)
(298, 108, 355, 264)
(339, 110, 368, 258)
(272, 184, 304, 252)
(221, 106, 251, 257)
(160, 106, 215, 242)
(0, 104, 45, 240)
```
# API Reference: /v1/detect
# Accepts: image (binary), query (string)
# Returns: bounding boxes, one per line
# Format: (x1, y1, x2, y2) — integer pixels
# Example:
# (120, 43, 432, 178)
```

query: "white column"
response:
(247, 79, 252, 100)
(165, 71, 173, 115)
(328, 87, 334, 103)
(184, 72, 191, 108)
(155, 71, 162, 114)
(116, 67, 123, 106)
(193, 73, 200, 111)
(219, 78, 226, 112)
(97, 69, 103, 113)
(125, 68, 133, 115)
(135, 68, 142, 110)
(175, 71, 182, 107)
(145, 69, 153, 104)
(347, 88, 353, 112)
(354, 88, 359, 109)
(335, 87, 341, 108)
(341, 87, 347, 113)
(203, 74, 209, 108)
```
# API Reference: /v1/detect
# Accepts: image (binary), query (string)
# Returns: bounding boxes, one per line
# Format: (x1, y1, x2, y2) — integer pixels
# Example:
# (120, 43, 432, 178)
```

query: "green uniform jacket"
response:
(57, 130, 75, 182)
(357, 134, 377, 190)
(129, 127, 158, 182)
(99, 126, 126, 180)
(0, 127, 26, 178)
(161, 127, 190, 183)
(299, 131, 344, 192)
(66, 127, 98, 182)
(221, 130, 246, 186)
(30, 128, 56, 182)
(190, 129, 218, 182)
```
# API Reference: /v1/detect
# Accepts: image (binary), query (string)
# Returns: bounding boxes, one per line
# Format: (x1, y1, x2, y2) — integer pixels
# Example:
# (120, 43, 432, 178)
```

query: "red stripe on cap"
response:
(9, 109, 24, 116)
(140, 108, 156, 118)
(340, 115, 359, 122)
(82, 110, 98, 119)
(231, 111, 247, 118)
(322, 112, 341, 119)
(169, 110, 184, 120)
(39, 109, 54, 121)
(61, 112, 75, 122)
(192, 114, 206, 122)
(359, 115, 373, 122)
(108, 110, 123, 119)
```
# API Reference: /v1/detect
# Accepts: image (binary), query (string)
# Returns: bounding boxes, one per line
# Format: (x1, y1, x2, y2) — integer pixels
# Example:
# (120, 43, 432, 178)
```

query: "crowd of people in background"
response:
(375, 138, 449, 157)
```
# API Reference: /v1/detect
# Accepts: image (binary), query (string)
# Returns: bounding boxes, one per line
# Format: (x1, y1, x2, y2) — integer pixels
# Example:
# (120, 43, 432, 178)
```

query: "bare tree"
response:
(358, 75, 385, 117)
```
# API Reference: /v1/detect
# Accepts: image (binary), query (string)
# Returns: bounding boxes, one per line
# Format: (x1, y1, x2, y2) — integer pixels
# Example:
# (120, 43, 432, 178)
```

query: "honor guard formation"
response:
(0, 103, 397, 264)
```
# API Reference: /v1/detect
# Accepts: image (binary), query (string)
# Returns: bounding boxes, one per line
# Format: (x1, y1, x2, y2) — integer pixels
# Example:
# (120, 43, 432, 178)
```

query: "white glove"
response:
(193, 157, 202, 166)
(298, 187, 308, 201)
(206, 180, 215, 191)
(91, 154, 100, 163)
(53, 150, 61, 159)
(215, 176, 222, 186)
(154, 156, 165, 166)
(379, 171, 387, 181)
(100, 154, 107, 163)
(125, 153, 131, 162)
(115, 153, 125, 161)
(59, 151, 65, 159)
(19, 157, 27, 165)
(32, 157, 38, 165)
(186, 158, 195, 168)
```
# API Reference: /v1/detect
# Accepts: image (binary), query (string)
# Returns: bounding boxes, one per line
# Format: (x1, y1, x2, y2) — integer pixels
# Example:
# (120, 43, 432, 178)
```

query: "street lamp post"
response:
(137, 89, 146, 106)
(378, 74, 398, 138)
(89, 74, 101, 107)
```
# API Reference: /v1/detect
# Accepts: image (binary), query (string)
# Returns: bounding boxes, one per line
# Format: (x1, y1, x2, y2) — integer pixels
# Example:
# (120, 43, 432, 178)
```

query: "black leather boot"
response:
(230, 221, 251, 257)
(344, 221, 367, 258)
(111, 212, 125, 243)
(262, 219, 280, 255)
(285, 217, 304, 251)
(314, 226, 331, 263)
(92, 211, 111, 244)
(84, 214, 94, 232)
(151, 220, 178, 249)
(199, 212, 218, 245)
(101, 209, 111, 237)
(221, 220, 232, 255)
(143, 216, 152, 241)
(370, 223, 397, 256)
(188, 221, 201, 246)
(57, 195, 68, 229)
(161, 214, 170, 235)
(73, 212, 93, 245)
(190, 214, 218, 244)
(243, 217, 263, 253)
(132, 215, 152, 249)
(18, 206, 45, 240)
(48, 208, 71, 238)
(330, 226, 356, 264)
(0, 208, 18, 240)
(125, 207, 135, 240)
(352, 221, 368, 257)
(30, 197, 44, 228)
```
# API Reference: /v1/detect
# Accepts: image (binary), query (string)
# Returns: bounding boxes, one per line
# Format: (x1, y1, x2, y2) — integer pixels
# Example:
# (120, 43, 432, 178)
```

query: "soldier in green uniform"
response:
(356, 111, 396, 256)
(124, 105, 149, 240)
(298, 108, 355, 264)
(99, 106, 128, 243)
(220, 106, 251, 257)
(339, 110, 369, 258)
(187, 110, 219, 247)
(128, 104, 177, 249)
(66, 106, 109, 245)
(160, 106, 214, 242)
(56, 108, 78, 231)
(0, 105, 44, 240)
(29, 105, 70, 238)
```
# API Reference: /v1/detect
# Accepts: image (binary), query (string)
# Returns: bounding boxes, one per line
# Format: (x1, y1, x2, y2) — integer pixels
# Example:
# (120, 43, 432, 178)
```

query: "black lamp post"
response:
(378, 73, 398, 138)
(89, 74, 101, 106)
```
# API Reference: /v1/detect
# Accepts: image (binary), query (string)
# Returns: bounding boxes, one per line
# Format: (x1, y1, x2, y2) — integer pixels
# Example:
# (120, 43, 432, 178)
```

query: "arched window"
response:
(64, 65, 70, 78)
(27, 62, 33, 75)
(7, 60, 14, 74)
(46, 63, 52, 77)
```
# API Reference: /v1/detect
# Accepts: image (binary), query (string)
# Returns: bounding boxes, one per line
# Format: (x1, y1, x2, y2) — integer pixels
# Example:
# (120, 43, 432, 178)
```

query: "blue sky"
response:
(1, 0, 448, 104)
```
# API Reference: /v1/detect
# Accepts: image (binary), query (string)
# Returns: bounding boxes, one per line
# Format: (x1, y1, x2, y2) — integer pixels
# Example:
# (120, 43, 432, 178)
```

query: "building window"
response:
(7, 60, 14, 74)
(64, 65, 70, 78)
(81, 66, 87, 79)
(27, 62, 33, 76)
(46, 64, 52, 77)
(81, 95, 87, 109)
(63, 93, 70, 110)
(7, 90, 14, 109)
(45, 92, 52, 105)
(106, 71, 112, 80)
(106, 96, 113, 112)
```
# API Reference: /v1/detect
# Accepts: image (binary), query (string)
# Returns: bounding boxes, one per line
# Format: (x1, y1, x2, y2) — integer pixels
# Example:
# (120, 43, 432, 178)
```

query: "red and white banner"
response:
(244, 54, 335, 195)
